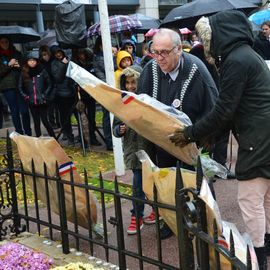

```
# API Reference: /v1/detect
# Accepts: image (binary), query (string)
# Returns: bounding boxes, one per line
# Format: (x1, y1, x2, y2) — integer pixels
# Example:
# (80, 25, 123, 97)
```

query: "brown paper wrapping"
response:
(142, 160, 238, 270)
(66, 60, 198, 165)
(11, 133, 97, 228)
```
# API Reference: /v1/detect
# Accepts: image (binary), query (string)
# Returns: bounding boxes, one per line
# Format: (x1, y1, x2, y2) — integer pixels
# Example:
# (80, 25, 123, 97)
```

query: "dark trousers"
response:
(29, 105, 55, 137)
(102, 106, 112, 149)
(84, 97, 98, 142)
(3, 88, 31, 135)
(47, 99, 60, 127)
(57, 96, 75, 138)
(131, 169, 145, 218)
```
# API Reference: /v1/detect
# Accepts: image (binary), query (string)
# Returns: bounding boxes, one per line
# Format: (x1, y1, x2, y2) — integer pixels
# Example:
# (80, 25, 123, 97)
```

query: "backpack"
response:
(55, 0, 87, 49)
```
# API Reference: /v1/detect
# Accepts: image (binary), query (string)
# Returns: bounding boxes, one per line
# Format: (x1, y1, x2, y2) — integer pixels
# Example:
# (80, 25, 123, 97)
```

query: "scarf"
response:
(0, 48, 13, 57)
(28, 64, 43, 78)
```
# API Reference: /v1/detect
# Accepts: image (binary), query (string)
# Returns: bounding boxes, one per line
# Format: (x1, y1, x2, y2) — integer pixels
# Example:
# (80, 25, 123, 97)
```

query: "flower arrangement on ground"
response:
(0, 242, 53, 269)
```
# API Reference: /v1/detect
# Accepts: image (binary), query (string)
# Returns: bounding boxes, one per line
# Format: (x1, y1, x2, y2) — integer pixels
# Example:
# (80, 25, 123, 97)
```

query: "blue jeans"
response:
(3, 89, 31, 135)
(131, 169, 145, 218)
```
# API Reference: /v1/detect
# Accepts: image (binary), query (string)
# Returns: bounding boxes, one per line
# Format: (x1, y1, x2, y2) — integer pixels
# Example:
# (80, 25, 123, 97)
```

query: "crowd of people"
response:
(1, 11, 270, 269)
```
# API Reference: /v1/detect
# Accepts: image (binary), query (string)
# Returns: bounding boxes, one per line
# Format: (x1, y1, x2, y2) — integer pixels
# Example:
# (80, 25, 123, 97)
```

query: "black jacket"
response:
(253, 33, 270, 60)
(19, 67, 52, 106)
(51, 59, 75, 98)
(0, 49, 22, 91)
(138, 52, 218, 168)
(188, 10, 270, 180)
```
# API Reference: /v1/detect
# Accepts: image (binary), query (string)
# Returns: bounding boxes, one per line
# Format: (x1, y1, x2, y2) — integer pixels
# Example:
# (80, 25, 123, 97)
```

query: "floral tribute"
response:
(0, 242, 53, 269)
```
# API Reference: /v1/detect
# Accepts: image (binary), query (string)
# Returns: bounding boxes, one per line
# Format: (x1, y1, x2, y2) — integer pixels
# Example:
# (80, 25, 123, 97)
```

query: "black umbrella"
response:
(130, 13, 161, 33)
(161, 0, 258, 29)
(0, 25, 40, 43)
(37, 29, 57, 47)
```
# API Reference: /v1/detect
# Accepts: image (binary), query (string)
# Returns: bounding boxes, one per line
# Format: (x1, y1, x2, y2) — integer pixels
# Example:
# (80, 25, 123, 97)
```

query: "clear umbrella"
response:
(249, 9, 270, 25)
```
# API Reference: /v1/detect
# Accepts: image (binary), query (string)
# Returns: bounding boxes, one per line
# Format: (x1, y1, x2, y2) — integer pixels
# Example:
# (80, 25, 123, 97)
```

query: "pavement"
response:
(1, 115, 269, 269)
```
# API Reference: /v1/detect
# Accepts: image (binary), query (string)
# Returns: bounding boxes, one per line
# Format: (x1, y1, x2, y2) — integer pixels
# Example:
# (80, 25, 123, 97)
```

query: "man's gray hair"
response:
(154, 28, 182, 47)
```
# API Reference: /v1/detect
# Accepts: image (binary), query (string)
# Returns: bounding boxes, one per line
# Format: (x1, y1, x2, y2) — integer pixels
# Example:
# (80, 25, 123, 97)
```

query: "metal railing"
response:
(0, 133, 250, 269)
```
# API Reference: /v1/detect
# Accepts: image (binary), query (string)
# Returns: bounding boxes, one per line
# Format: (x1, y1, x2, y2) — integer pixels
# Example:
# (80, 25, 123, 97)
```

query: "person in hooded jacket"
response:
(51, 46, 76, 145)
(19, 51, 55, 138)
(113, 65, 157, 235)
(39, 45, 60, 129)
(170, 10, 270, 269)
(114, 50, 133, 89)
(72, 48, 101, 147)
(121, 39, 141, 66)
(0, 37, 31, 135)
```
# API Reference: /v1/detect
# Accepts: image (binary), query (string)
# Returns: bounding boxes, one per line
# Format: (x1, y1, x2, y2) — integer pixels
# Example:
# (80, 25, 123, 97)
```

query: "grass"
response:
(0, 138, 132, 205)
(71, 110, 103, 127)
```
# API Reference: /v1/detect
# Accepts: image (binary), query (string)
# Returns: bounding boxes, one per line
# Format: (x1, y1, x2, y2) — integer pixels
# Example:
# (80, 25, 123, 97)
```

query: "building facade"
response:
(0, 0, 189, 32)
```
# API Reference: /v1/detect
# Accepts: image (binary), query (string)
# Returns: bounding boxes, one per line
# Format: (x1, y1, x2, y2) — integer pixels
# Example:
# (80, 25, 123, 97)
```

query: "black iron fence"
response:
(0, 134, 251, 269)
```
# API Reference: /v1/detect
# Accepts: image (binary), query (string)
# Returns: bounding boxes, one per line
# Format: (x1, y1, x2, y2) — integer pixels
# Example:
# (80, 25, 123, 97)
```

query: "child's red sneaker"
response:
(127, 216, 143, 235)
(144, 211, 162, 225)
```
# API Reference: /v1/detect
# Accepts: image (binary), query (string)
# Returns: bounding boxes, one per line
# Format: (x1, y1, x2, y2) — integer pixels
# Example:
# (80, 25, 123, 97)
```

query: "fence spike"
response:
(114, 176, 119, 193)
(176, 161, 184, 191)
(6, 130, 13, 161)
(83, 168, 88, 185)
(246, 245, 252, 269)
(31, 158, 35, 172)
(99, 171, 104, 188)
(196, 156, 203, 192)
(55, 161, 60, 177)
(213, 219, 218, 244)
(229, 229, 235, 257)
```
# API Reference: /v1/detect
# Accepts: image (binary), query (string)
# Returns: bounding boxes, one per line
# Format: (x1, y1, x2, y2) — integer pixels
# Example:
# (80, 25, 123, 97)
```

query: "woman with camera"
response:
(0, 37, 31, 135)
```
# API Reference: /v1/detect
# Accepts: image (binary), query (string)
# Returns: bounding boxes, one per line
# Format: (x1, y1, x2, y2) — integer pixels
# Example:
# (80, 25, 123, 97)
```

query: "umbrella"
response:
(130, 13, 161, 33)
(87, 15, 142, 37)
(161, 0, 258, 29)
(0, 25, 40, 43)
(179, 27, 192, 34)
(249, 9, 270, 25)
(37, 29, 57, 47)
(145, 28, 159, 37)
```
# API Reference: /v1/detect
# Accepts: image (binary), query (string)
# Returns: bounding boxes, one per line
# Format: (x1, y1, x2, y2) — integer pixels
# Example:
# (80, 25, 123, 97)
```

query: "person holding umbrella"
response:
(0, 36, 31, 135)
(170, 10, 270, 269)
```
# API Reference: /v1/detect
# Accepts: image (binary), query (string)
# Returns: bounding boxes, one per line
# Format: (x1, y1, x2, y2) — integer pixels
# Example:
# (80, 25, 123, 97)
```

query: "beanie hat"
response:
(25, 50, 39, 60)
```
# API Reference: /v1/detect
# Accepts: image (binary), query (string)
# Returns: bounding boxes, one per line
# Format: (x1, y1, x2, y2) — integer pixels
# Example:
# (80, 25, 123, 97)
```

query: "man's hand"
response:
(62, 57, 69, 64)
(170, 127, 191, 147)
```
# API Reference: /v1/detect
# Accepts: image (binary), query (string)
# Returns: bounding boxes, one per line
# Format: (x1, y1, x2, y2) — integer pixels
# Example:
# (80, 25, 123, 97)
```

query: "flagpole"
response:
(98, 0, 125, 176)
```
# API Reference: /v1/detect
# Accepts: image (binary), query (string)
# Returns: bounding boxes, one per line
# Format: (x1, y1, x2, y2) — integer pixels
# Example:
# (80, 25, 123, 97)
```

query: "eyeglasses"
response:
(150, 46, 176, 58)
